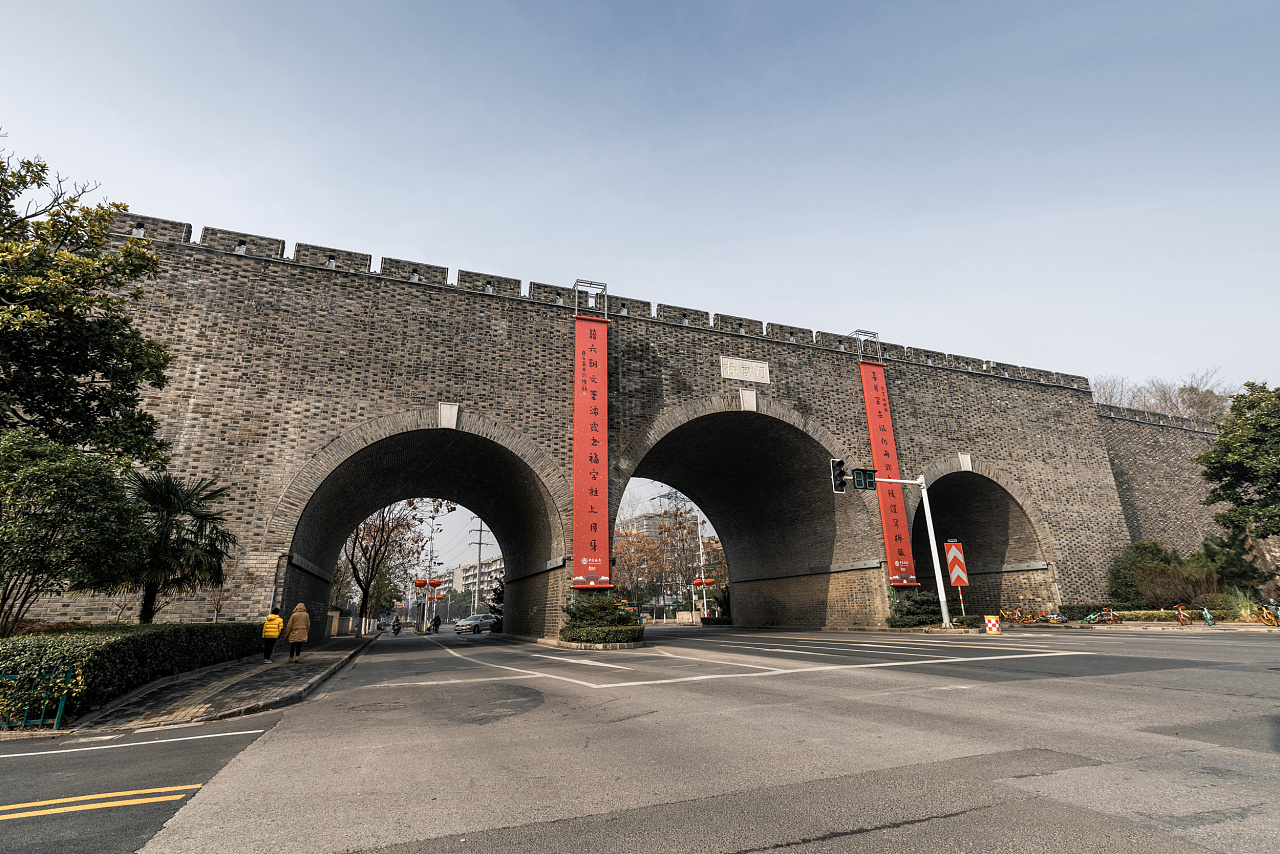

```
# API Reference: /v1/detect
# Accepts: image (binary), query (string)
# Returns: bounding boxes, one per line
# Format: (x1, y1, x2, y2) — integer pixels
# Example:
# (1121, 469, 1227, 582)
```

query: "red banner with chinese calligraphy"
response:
(572, 316, 611, 589)
(860, 361, 918, 586)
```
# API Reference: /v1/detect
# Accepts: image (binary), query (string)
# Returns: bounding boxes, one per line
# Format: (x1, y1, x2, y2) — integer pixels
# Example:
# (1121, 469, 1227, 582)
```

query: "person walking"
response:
(262, 607, 284, 663)
(284, 602, 310, 663)
(431, 614, 441, 634)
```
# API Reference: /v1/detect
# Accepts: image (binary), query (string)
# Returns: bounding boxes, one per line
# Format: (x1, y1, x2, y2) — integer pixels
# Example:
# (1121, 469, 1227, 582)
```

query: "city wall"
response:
(24, 213, 1222, 634)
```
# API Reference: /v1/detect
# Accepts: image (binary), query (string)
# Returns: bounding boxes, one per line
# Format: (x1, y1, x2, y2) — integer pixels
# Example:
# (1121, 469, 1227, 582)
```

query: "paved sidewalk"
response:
(79, 634, 378, 731)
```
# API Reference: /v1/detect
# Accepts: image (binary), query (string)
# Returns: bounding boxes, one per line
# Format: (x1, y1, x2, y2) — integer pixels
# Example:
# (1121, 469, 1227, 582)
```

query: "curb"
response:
(535, 638, 647, 650)
(68, 652, 264, 731)
(184, 633, 380, 724)
(72, 634, 380, 733)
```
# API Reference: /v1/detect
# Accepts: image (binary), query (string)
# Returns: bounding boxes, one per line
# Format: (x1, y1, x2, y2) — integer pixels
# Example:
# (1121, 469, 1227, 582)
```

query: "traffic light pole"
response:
(875, 475, 952, 629)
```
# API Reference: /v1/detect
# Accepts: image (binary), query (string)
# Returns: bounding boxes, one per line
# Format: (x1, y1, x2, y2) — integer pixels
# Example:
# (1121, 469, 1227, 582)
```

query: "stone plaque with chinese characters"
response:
(720, 356, 770, 384)
(572, 316, 611, 589)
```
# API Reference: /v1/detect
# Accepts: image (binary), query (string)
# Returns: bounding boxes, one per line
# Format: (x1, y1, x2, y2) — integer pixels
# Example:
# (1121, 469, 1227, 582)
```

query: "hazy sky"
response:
(6, 2, 1276, 561)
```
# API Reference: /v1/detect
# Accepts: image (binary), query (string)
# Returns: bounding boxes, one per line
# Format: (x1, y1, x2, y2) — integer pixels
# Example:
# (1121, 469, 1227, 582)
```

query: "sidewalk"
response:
(75, 634, 378, 731)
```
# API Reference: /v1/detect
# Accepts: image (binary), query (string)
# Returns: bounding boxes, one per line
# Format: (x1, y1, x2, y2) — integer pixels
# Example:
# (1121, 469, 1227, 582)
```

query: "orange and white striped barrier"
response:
(984, 615, 1001, 634)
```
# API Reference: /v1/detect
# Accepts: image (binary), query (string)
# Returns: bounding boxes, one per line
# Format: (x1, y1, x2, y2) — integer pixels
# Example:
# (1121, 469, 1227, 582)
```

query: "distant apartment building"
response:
(615, 512, 666, 539)
(452, 554, 505, 596)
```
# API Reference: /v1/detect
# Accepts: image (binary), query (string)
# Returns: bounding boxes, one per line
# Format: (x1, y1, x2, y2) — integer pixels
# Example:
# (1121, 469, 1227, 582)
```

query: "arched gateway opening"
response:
(618, 397, 885, 628)
(273, 412, 568, 639)
(908, 471, 1053, 612)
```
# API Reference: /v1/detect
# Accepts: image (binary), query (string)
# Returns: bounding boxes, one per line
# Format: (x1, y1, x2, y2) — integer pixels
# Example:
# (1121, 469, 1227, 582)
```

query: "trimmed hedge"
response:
(1062, 605, 1234, 623)
(558, 625, 645, 644)
(0, 622, 262, 722)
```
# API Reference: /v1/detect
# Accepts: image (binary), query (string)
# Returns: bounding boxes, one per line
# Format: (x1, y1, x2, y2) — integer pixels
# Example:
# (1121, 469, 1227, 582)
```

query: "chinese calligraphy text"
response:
(859, 361, 918, 586)
(573, 316, 612, 589)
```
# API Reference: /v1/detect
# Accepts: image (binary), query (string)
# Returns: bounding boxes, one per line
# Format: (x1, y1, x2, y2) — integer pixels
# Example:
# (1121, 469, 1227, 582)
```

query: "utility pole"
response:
(469, 519, 486, 615)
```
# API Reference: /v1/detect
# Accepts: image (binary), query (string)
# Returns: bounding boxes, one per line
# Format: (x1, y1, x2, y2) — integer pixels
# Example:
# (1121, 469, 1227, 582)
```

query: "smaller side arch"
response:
(905, 455, 1059, 567)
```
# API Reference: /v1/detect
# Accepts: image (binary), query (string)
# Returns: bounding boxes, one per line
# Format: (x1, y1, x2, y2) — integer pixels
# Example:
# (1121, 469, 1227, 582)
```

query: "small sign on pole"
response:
(946, 541, 968, 586)
(946, 540, 967, 618)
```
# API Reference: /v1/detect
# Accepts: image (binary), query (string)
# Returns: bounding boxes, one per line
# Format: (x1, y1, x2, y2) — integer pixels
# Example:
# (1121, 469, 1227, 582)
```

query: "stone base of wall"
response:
(733, 567, 892, 629)
(506, 567, 570, 639)
(923, 569, 1058, 615)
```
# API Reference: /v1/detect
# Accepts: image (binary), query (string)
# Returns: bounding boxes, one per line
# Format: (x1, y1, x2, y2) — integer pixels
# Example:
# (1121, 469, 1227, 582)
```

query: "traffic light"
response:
(831, 459, 847, 493)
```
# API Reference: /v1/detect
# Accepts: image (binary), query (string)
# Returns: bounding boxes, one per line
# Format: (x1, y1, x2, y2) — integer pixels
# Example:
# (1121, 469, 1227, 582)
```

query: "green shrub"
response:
(888, 588, 942, 628)
(1059, 603, 1112, 620)
(558, 625, 645, 644)
(1110, 541, 1180, 608)
(0, 622, 261, 721)
(562, 594, 635, 628)
(951, 615, 984, 629)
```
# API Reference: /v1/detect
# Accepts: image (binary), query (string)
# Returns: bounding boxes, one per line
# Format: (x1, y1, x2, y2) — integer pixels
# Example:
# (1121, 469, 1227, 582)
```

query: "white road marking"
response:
(0, 730, 265, 759)
(594, 651, 1089, 688)
(715, 642, 941, 659)
(354, 675, 541, 690)
(529, 654, 633, 670)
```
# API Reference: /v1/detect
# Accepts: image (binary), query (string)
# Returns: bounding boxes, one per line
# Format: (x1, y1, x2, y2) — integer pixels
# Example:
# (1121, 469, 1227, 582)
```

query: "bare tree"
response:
(338, 501, 426, 636)
(1093, 368, 1236, 421)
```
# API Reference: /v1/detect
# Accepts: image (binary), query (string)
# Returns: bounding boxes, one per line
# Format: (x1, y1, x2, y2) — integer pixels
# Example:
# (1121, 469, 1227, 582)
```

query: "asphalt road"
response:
(0, 713, 281, 854)
(4, 626, 1277, 853)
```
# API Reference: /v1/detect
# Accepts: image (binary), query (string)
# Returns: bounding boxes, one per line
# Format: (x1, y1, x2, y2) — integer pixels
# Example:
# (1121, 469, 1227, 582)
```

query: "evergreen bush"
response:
(559, 594, 642, 643)
(0, 622, 261, 721)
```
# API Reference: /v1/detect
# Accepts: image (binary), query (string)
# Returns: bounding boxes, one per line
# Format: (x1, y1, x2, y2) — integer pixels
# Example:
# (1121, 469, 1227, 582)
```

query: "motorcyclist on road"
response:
(392, 617, 402, 636)
(431, 614, 441, 634)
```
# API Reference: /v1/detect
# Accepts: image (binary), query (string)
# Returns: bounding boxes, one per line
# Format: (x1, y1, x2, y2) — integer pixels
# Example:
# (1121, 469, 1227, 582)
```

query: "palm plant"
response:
(122, 472, 238, 623)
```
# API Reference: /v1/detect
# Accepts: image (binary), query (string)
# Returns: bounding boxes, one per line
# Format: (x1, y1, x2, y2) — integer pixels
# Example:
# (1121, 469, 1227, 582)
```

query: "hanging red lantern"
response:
(414, 579, 428, 589)
(428, 578, 443, 588)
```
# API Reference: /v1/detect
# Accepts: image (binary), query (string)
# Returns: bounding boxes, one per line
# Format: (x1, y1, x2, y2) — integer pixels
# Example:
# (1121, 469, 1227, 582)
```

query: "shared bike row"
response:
(995, 605, 1227, 627)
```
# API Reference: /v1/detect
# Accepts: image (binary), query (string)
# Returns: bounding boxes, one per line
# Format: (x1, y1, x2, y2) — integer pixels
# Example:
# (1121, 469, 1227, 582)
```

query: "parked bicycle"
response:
(1081, 608, 1122, 625)
(1259, 602, 1279, 627)
(1172, 604, 1214, 626)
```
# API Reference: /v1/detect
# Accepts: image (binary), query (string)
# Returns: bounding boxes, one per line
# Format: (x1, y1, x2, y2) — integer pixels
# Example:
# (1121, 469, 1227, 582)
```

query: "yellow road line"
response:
(0, 784, 202, 813)
(0, 794, 191, 821)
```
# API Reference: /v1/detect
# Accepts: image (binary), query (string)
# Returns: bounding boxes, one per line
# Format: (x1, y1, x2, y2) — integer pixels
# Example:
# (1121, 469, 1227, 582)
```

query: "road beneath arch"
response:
(5, 626, 1276, 853)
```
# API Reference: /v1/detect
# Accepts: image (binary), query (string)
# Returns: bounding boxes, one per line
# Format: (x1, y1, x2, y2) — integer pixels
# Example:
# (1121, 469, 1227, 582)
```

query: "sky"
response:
(5, 1, 1276, 561)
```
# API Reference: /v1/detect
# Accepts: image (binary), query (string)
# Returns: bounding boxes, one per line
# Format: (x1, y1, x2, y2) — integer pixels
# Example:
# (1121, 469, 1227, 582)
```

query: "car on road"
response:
(455, 614, 498, 634)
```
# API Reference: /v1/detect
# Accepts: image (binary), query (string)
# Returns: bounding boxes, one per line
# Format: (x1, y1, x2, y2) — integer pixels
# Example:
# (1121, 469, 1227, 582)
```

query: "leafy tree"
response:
(86, 471, 238, 623)
(0, 140, 171, 465)
(1197, 382, 1280, 540)
(0, 429, 142, 636)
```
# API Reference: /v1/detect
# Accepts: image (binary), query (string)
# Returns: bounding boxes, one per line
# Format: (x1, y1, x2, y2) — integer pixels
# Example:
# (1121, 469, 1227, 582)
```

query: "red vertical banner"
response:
(572, 316, 611, 589)
(859, 361, 919, 586)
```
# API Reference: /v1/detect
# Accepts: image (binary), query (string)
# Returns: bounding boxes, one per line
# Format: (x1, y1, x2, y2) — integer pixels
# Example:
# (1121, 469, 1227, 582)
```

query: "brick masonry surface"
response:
(24, 213, 1224, 634)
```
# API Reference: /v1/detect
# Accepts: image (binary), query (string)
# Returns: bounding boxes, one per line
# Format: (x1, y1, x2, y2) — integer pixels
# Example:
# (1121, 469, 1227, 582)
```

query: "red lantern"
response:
(414, 579, 428, 589)
(428, 578, 443, 588)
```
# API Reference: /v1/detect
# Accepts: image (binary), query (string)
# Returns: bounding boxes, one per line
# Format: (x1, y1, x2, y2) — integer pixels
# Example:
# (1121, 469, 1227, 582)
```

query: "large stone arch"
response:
(905, 454, 1060, 611)
(264, 408, 571, 638)
(616, 393, 888, 628)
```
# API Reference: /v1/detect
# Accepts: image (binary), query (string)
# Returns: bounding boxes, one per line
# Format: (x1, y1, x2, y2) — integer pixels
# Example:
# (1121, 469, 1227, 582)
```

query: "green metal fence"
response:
(0, 668, 76, 730)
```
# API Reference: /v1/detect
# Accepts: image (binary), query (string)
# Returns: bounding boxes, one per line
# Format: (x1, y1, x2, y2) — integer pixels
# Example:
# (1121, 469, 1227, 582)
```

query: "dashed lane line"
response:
(0, 729, 265, 759)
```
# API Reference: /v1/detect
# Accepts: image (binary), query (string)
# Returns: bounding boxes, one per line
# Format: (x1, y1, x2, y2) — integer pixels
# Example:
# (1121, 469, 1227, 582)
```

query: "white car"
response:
(454, 614, 498, 634)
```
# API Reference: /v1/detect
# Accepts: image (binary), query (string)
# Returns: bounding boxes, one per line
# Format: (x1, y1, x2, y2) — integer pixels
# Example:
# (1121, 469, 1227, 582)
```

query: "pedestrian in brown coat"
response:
(284, 602, 311, 663)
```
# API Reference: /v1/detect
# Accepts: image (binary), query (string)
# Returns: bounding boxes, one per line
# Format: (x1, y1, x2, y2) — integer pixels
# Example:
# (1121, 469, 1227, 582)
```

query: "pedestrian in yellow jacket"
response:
(262, 607, 284, 663)
(284, 602, 311, 663)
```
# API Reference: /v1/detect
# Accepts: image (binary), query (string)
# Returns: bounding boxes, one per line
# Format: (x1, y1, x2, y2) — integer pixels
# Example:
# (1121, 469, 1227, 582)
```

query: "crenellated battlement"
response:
(1095, 404, 1216, 434)
(112, 212, 1091, 391)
